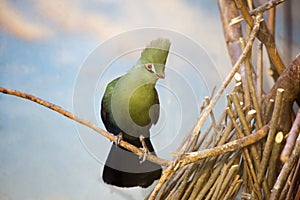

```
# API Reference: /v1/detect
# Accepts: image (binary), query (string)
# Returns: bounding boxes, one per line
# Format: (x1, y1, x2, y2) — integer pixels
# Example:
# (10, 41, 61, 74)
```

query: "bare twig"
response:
(235, 0, 286, 80)
(258, 88, 284, 185)
(179, 125, 269, 166)
(230, 0, 286, 25)
(0, 87, 170, 167)
(257, 43, 264, 110)
(281, 109, 300, 162)
(270, 127, 300, 199)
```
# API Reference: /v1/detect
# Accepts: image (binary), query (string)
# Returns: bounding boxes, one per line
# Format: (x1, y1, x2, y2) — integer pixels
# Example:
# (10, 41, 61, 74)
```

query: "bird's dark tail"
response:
(102, 137, 162, 188)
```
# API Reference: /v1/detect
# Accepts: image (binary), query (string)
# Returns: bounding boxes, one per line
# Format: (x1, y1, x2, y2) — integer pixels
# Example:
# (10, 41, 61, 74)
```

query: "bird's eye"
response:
(145, 63, 153, 71)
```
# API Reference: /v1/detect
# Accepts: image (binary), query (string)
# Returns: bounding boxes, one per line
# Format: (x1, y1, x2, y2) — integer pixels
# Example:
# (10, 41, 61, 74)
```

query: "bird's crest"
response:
(141, 38, 171, 65)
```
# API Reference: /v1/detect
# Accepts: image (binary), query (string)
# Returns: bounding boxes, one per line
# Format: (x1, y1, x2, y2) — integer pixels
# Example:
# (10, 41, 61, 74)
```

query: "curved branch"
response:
(0, 87, 170, 167)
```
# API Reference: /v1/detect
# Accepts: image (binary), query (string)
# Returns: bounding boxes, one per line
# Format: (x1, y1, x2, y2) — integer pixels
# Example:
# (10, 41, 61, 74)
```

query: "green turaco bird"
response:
(101, 38, 171, 187)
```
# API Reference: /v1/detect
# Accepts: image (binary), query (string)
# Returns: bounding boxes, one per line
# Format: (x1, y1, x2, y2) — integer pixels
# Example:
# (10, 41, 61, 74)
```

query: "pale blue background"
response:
(0, 1, 299, 199)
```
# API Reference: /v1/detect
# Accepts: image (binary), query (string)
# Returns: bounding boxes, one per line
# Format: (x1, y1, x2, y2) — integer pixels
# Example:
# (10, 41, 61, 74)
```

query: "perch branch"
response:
(180, 125, 269, 166)
(0, 87, 170, 167)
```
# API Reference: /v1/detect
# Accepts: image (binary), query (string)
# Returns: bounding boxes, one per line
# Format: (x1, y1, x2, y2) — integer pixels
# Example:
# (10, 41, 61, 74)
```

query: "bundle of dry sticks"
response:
(145, 0, 300, 199)
(1, 0, 299, 199)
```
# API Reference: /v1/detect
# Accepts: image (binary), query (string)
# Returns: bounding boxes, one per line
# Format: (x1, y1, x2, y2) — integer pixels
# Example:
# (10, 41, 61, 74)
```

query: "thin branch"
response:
(0, 87, 170, 167)
(281, 109, 300, 162)
(230, 0, 286, 25)
(235, 0, 286, 79)
(257, 88, 284, 186)
(187, 13, 262, 155)
(179, 125, 269, 166)
(270, 129, 300, 199)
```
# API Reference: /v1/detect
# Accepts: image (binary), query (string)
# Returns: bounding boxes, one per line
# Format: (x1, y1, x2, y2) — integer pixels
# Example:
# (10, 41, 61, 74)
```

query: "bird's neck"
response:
(126, 67, 158, 86)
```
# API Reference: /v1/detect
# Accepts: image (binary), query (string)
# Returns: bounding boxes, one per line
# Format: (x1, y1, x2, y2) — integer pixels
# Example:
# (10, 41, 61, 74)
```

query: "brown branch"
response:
(231, 93, 261, 170)
(187, 11, 262, 152)
(230, 0, 286, 26)
(270, 128, 300, 199)
(281, 109, 300, 162)
(179, 125, 269, 166)
(263, 54, 300, 133)
(257, 43, 264, 110)
(257, 88, 284, 186)
(226, 107, 262, 199)
(286, 159, 300, 200)
(217, 0, 251, 107)
(0, 87, 170, 167)
(235, 0, 286, 80)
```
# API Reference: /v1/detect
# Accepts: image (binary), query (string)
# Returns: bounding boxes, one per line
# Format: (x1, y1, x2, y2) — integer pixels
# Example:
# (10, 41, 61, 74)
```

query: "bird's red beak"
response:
(156, 73, 165, 79)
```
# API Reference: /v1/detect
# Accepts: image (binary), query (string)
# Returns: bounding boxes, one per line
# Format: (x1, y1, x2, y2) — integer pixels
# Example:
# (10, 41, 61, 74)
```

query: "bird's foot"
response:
(114, 132, 123, 146)
(139, 135, 149, 163)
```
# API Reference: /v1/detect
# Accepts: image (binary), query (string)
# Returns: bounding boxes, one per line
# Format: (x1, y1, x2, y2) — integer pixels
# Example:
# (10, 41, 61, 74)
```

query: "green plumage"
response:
(101, 38, 171, 187)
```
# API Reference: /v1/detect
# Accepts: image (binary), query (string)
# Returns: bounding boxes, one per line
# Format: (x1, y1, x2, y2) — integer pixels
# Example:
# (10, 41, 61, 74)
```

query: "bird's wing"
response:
(151, 87, 160, 125)
(101, 77, 122, 135)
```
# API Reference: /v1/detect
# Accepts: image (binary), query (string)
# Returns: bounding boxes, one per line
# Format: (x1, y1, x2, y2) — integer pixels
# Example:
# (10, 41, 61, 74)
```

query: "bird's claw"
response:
(139, 135, 149, 163)
(115, 132, 123, 146)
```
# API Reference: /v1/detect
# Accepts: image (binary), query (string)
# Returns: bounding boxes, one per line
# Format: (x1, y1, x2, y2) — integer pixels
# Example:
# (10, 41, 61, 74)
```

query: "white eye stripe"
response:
(151, 65, 156, 73)
(145, 63, 156, 73)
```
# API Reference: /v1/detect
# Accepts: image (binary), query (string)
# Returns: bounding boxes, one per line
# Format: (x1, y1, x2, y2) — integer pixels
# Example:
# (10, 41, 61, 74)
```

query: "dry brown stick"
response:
(296, 186, 300, 200)
(226, 107, 262, 199)
(159, 166, 187, 200)
(205, 97, 218, 144)
(188, 158, 219, 199)
(267, 4, 276, 37)
(270, 126, 300, 199)
(278, 168, 294, 200)
(258, 88, 284, 185)
(194, 155, 230, 199)
(281, 109, 300, 162)
(193, 122, 213, 151)
(231, 93, 261, 168)
(149, 14, 262, 200)
(217, 165, 239, 199)
(263, 99, 274, 124)
(0, 87, 170, 167)
(181, 113, 228, 199)
(204, 173, 221, 200)
(263, 54, 300, 133)
(204, 154, 239, 200)
(268, 131, 284, 188)
(285, 158, 300, 200)
(283, 0, 292, 62)
(211, 164, 230, 200)
(149, 161, 179, 200)
(241, 38, 263, 128)
(180, 125, 269, 166)
(257, 43, 264, 111)
(232, 179, 243, 199)
(230, 0, 285, 26)
(181, 11, 262, 162)
(172, 163, 198, 200)
(180, 164, 205, 200)
(235, 0, 285, 79)
(215, 119, 234, 147)
(242, 158, 250, 195)
(218, 0, 251, 108)
(223, 175, 241, 200)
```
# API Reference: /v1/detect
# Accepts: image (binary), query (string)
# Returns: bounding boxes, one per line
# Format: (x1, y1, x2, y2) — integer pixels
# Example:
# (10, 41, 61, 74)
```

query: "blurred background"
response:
(0, 0, 299, 199)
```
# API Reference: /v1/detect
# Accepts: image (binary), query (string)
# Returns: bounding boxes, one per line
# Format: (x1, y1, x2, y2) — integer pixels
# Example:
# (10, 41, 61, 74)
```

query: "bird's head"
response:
(137, 38, 171, 79)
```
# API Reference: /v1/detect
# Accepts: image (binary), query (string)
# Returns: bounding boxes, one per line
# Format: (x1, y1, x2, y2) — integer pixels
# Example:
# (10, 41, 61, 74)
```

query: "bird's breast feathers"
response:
(109, 81, 159, 135)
